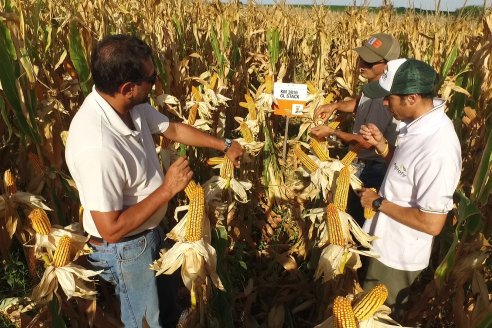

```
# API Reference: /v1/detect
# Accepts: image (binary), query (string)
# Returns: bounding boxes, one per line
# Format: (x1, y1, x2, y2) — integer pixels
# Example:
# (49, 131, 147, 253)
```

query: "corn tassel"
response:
(333, 296, 357, 328)
(294, 144, 319, 173)
(364, 188, 377, 220)
(334, 166, 350, 212)
(28, 208, 51, 235)
(191, 86, 202, 101)
(310, 139, 329, 161)
(353, 284, 388, 321)
(3, 169, 16, 196)
(53, 236, 72, 267)
(220, 156, 234, 180)
(188, 104, 198, 125)
(240, 122, 254, 143)
(207, 157, 225, 166)
(341, 150, 358, 166)
(185, 185, 205, 242)
(184, 180, 198, 200)
(326, 204, 345, 246)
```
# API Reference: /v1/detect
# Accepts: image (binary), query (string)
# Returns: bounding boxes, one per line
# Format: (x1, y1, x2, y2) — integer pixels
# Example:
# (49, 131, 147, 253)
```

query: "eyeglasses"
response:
(359, 59, 387, 68)
(134, 71, 157, 85)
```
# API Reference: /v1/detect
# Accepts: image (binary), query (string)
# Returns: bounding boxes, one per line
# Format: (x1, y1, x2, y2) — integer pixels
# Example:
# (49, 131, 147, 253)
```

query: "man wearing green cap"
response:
(310, 33, 400, 226)
(358, 58, 462, 319)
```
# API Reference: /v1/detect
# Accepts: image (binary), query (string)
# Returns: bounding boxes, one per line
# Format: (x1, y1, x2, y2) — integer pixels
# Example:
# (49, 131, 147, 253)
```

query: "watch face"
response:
(373, 197, 383, 210)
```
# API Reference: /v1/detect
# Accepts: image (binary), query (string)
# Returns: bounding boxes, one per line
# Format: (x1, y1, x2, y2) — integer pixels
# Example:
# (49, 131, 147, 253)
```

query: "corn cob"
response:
(310, 139, 329, 161)
(28, 208, 52, 235)
(364, 188, 377, 220)
(185, 185, 205, 242)
(188, 104, 198, 125)
(341, 150, 358, 166)
(324, 92, 335, 104)
(264, 75, 273, 94)
(307, 81, 318, 94)
(53, 236, 72, 267)
(334, 166, 350, 212)
(28, 153, 45, 174)
(207, 157, 225, 166)
(3, 169, 16, 196)
(220, 156, 234, 180)
(184, 180, 198, 200)
(294, 144, 319, 173)
(239, 94, 257, 120)
(208, 73, 218, 90)
(240, 122, 254, 143)
(191, 86, 202, 101)
(326, 204, 345, 246)
(353, 284, 388, 321)
(333, 296, 357, 328)
(328, 121, 341, 129)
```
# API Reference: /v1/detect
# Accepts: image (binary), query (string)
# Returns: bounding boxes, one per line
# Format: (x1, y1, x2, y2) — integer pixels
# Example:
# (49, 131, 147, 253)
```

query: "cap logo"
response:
(367, 37, 383, 48)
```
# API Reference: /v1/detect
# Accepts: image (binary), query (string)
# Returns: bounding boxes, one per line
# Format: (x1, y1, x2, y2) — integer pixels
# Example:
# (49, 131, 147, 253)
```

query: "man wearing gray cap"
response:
(359, 58, 461, 318)
(311, 33, 400, 226)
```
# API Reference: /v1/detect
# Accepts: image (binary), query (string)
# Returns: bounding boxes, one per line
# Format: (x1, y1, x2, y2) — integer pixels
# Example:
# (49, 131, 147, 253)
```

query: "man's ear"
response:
(119, 82, 135, 99)
(406, 94, 418, 105)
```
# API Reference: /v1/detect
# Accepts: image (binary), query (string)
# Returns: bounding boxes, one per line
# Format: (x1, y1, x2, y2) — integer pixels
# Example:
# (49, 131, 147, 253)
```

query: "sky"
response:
(245, 0, 490, 11)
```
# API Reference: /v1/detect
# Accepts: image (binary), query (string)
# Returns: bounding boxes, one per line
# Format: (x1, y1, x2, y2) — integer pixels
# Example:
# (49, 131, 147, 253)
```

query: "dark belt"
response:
(88, 229, 151, 246)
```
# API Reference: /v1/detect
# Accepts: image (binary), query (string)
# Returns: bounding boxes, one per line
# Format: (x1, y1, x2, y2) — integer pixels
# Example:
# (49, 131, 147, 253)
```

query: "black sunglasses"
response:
(359, 59, 387, 68)
(134, 71, 158, 85)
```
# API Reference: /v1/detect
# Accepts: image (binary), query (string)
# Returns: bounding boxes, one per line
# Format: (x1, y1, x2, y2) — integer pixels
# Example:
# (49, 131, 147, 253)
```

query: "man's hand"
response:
(360, 123, 384, 147)
(314, 103, 338, 121)
(359, 187, 380, 209)
(162, 157, 193, 197)
(310, 126, 335, 139)
(226, 140, 244, 167)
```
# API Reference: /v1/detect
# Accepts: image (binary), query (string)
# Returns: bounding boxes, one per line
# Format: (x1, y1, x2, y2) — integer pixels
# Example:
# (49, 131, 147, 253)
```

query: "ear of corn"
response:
(188, 104, 198, 125)
(364, 188, 377, 220)
(294, 144, 319, 173)
(333, 296, 357, 328)
(4, 169, 17, 196)
(326, 204, 345, 246)
(353, 284, 388, 321)
(184, 180, 198, 200)
(192, 86, 202, 101)
(28, 208, 52, 235)
(328, 121, 341, 129)
(53, 236, 73, 267)
(239, 93, 257, 120)
(307, 81, 317, 94)
(310, 139, 330, 161)
(185, 185, 205, 242)
(341, 149, 358, 166)
(220, 156, 234, 180)
(240, 122, 254, 143)
(207, 157, 225, 166)
(264, 75, 273, 94)
(208, 73, 218, 90)
(334, 166, 350, 212)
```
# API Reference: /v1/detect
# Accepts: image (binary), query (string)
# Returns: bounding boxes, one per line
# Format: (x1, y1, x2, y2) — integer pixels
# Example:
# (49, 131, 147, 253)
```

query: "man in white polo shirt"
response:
(358, 59, 461, 318)
(65, 35, 243, 328)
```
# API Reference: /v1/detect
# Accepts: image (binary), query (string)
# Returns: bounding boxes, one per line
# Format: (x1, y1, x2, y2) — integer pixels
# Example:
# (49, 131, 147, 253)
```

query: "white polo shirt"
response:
(65, 87, 170, 238)
(363, 99, 461, 271)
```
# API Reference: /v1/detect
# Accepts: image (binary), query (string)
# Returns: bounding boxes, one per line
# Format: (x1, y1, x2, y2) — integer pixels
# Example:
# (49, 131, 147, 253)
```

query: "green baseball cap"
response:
(354, 33, 400, 63)
(363, 58, 438, 99)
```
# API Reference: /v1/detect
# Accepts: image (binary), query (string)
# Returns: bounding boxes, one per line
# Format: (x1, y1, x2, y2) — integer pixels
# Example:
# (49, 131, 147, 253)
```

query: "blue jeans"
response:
(348, 161, 387, 226)
(87, 227, 181, 328)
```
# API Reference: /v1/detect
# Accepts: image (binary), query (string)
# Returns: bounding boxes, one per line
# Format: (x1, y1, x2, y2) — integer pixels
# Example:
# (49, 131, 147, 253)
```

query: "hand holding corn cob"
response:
(162, 157, 194, 197)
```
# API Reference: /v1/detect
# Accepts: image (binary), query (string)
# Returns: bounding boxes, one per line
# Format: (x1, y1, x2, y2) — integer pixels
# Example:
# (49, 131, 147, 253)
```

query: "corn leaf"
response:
(472, 126, 492, 205)
(68, 22, 92, 96)
(0, 97, 13, 143)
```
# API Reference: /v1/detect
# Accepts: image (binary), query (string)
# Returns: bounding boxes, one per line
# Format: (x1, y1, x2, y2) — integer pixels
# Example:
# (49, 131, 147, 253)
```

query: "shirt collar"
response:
(92, 86, 137, 137)
(398, 98, 446, 136)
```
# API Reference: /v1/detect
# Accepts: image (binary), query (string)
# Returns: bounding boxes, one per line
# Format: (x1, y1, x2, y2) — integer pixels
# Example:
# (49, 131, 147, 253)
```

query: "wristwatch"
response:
(372, 197, 385, 212)
(223, 138, 232, 153)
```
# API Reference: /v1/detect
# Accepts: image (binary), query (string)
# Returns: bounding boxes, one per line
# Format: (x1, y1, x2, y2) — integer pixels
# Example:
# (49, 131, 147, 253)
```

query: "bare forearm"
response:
(378, 200, 446, 236)
(335, 98, 357, 113)
(164, 122, 225, 151)
(373, 139, 395, 164)
(333, 130, 373, 149)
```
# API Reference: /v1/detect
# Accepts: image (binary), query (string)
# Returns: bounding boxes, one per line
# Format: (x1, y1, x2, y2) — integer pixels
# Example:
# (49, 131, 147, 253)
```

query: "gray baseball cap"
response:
(355, 33, 400, 63)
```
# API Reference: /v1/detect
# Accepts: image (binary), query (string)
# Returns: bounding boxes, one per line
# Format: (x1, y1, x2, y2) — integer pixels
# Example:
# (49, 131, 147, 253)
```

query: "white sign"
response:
(273, 83, 308, 116)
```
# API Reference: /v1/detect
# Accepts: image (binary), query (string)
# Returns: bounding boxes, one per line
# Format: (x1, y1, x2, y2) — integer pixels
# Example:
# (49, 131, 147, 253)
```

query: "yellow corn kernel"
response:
(53, 236, 72, 267)
(191, 86, 202, 102)
(334, 166, 350, 212)
(324, 92, 335, 105)
(333, 296, 357, 328)
(220, 156, 234, 180)
(188, 104, 198, 125)
(307, 81, 318, 94)
(28, 208, 52, 235)
(28, 153, 45, 174)
(328, 120, 341, 129)
(185, 186, 205, 242)
(353, 284, 388, 321)
(326, 204, 345, 246)
(294, 144, 319, 173)
(207, 157, 225, 166)
(264, 75, 273, 94)
(239, 93, 257, 120)
(208, 73, 218, 90)
(341, 150, 358, 166)
(364, 188, 377, 220)
(184, 180, 197, 200)
(3, 169, 16, 196)
(240, 122, 254, 143)
(310, 139, 329, 161)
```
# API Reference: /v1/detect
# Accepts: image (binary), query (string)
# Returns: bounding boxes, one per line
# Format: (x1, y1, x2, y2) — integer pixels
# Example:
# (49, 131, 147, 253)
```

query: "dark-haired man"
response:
(310, 33, 400, 226)
(65, 34, 243, 327)
(358, 59, 461, 318)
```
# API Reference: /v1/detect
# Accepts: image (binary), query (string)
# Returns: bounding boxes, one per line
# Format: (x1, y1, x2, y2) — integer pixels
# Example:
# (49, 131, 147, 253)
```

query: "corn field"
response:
(1, 0, 491, 327)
